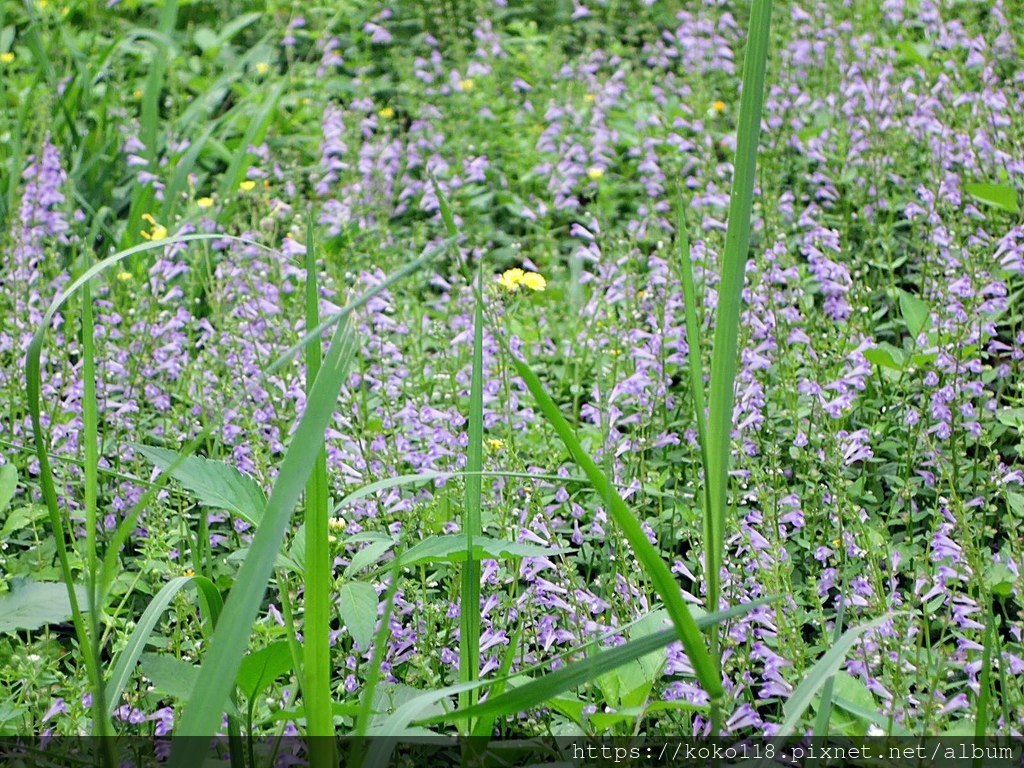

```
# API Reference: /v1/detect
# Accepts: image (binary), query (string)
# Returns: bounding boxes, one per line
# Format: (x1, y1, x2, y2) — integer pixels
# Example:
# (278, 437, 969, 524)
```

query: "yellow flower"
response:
(140, 213, 167, 241)
(587, 167, 604, 180)
(256, 62, 270, 75)
(486, 438, 505, 452)
(0, 52, 14, 64)
(197, 197, 214, 209)
(498, 268, 525, 292)
(117, 271, 133, 281)
(519, 272, 546, 291)
(379, 106, 395, 118)
(498, 268, 546, 293)
(239, 180, 256, 192)
(583, 93, 595, 102)
(459, 78, 474, 91)
(712, 100, 727, 113)
(133, 90, 143, 99)
(183, 568, 195, 577)
(328, 517, 345, 531)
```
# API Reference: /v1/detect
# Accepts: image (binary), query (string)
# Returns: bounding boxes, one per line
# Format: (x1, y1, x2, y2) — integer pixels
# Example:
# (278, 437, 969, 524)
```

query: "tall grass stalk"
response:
(302, 219, 337, 766)
(432, 188, 485, 727)
(695, 0, 773, 734)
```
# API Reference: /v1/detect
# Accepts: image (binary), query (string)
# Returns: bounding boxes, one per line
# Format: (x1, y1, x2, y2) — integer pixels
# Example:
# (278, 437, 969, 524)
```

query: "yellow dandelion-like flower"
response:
(459, 78, 474, 91)
(133, 90, 143, 99)
(583, 93, 595, 102)
(140, 213, 168, 241)
(712, 100, 727, 113)
(328, 517, 345, 531)
(498, 268, 525, 292)
(486, 438, 505, 451)
(0, 52, 14, 64)
(519, 272, 546, 291)
(197, 196, 214, 209)
(183, 568, 195, 577)
(256, 62, 270, 75)
(498, 268, 546, 293)
(379, 106, 395, 118)
(239, 180, 256, 192)
(587, 166, 604, 180)
(117, 271, 133, 281)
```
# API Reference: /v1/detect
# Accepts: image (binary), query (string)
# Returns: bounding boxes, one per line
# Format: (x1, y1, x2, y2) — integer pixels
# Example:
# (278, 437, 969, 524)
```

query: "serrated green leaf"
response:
(898, 290, 931, 337)
(0, 579, 88, 634)
(863, 344, 907, 371)
(133, 444, 266, 526)
(344, 539, 395, 579)
(984, 562, 1016, 597)
(236, 641, 296, 701)
(397, 534, 566, 567)
(964, 182, 1020, 214)
(340, 581, 378, 651)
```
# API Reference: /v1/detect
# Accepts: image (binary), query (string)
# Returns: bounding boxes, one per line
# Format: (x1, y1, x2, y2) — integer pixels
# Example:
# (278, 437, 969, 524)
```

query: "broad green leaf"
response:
(863, 344, 907, 371)
(133, 444, 266, 527)
(139, 654, 199, 701)
(344, 539, 395, 579)
(1005, 490, 1024, 518)
(984, 562, 1016, 597)
(996, 408, 1024, 430)
(815, 672, 876, 736)
(236, 641, 296, 701)
(340, 582, 379, 651)
(0, 578, 88, 634)
(397, 534, 566, 567)
(1, 504, 47, 538)
(898, 290, 931, 337)
(0, 463, 16, 515)
(964, 182, 1020, 214)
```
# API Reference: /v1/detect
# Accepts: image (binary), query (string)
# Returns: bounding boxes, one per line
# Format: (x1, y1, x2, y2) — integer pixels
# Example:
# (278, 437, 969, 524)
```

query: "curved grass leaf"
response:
(500, 343, 723, 703)
(778, 614, 901, 736)
(169, 320, 359, 757)
(105, 575, 223, 717)
(421, 597, 775, 726)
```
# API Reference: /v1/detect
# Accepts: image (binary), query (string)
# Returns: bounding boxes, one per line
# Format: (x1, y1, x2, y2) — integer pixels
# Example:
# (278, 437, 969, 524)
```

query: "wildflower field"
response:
(2, 0, 1024, 757)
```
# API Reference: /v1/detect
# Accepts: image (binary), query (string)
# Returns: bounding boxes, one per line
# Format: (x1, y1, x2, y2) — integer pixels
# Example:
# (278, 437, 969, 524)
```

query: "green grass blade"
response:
(434, 184, 484, 721)
(499, 339, 723, 703)
(701, 0, 773, 734)
(302, 219, 337, 762)
(215, 81, 286, 203)
(140, 0, 178, 161)
(778, 614, 901, 736)
(169, 320, 358, 756)
(80, 278, 116, 763)
(105, 575, 223, 716)
(423, 597, 777, 726)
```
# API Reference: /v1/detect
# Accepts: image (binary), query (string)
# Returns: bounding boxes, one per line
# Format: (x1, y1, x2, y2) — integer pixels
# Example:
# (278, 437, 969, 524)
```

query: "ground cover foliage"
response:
(1, 0, 1024, 747)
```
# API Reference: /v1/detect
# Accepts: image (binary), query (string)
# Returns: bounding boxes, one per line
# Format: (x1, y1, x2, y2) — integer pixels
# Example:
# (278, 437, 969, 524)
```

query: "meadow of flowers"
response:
(1, 0, 1024, 755)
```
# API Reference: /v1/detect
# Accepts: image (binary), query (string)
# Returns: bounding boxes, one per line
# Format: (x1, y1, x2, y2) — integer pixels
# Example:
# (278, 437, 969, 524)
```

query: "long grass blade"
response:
(498, 338, 724, 704)
(777, 614, 900, 736)
(700, 0, 773, 734)
(302, 219, 336, 763)
(169, 319, 358, 759)
(422, 598, 777, 726)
